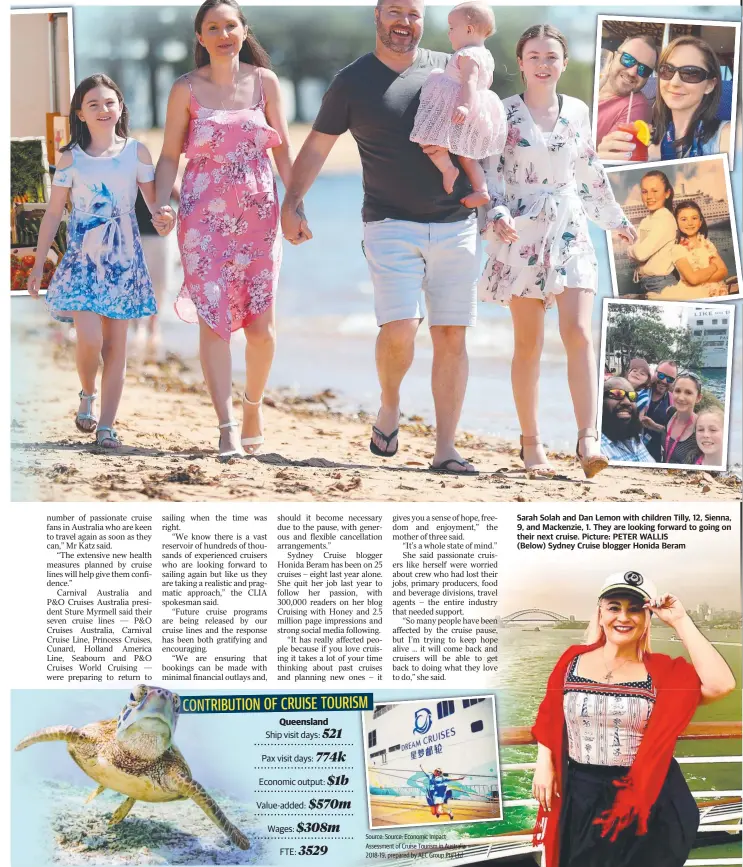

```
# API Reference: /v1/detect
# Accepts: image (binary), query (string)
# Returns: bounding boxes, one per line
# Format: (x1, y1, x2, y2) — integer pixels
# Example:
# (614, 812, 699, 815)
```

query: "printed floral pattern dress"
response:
(176, 71, 282, 340)
(479, 94, 631, 307)
(45, 138, 156, 322)
(647, 237, 729, 300)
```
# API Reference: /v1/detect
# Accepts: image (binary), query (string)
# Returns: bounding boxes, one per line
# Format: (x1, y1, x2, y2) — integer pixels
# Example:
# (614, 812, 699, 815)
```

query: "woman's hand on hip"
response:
(645, 594, 689, 627)
(532, 752, 558, 812)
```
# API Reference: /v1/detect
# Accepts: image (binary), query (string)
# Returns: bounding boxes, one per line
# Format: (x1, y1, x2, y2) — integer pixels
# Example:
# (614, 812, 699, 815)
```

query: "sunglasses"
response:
(658, 62, 712, 84)
(605, 388, 638, 402)
(676, 370, 703, 386)
(619, 52, 654, 79)
(656, 372, 676, 384)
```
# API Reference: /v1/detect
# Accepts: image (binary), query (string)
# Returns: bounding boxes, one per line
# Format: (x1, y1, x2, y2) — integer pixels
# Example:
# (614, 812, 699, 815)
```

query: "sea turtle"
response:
(15, 684, 250, 849)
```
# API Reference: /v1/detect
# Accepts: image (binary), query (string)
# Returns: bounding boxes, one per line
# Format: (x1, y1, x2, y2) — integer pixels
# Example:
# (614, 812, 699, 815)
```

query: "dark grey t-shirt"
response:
(313, 50, 472, 223)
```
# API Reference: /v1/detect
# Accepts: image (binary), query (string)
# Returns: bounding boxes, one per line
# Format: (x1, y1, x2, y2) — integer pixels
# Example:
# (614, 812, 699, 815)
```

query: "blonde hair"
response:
(452, 1, 496, 38)
(584, 600, 652, 658)
(697, 406, 724, 426)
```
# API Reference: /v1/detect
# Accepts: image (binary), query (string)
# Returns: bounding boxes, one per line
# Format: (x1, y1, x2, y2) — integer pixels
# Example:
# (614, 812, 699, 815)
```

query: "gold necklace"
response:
(602, 648, 635, 683)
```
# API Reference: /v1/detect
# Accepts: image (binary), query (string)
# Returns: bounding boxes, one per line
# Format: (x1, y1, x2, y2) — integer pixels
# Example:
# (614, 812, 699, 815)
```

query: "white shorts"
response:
(362, 215, 480, 327)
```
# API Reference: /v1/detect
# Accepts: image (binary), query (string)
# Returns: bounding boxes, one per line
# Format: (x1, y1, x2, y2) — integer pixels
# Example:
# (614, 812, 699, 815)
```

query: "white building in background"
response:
(623, 187, 729, 228)
(364, 697, 500, 799)
(685, 306, 731, 369)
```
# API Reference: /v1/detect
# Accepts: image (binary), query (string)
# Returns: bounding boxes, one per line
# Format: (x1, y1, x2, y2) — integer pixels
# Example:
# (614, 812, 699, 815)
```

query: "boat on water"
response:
(389, 721, 742, 866)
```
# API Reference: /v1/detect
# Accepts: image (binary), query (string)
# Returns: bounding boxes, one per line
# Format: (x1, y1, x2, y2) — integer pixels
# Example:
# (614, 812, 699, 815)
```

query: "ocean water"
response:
(11, 171, 740, 468)
(153, 172, 742, 467)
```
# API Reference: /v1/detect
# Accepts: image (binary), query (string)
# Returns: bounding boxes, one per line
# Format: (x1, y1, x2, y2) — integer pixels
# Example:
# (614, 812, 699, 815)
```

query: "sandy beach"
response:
(10, 331, 740, 503)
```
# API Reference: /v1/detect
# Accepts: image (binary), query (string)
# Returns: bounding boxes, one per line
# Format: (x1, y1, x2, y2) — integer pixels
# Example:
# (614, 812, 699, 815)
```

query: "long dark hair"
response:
(193, 0, 272, 69)
(674, 200, 709, 242)
(651, 36, 721, 150)
(61, 74, 129, 154)
(641, 170, 674, 212)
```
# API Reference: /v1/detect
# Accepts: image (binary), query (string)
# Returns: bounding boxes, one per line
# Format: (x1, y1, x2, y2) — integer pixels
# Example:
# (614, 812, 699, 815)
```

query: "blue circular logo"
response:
(413, 708, 433, 735)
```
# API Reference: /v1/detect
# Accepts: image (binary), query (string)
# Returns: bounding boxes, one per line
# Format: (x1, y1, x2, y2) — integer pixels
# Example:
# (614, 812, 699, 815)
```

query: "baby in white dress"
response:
(410, 1, 506, 208)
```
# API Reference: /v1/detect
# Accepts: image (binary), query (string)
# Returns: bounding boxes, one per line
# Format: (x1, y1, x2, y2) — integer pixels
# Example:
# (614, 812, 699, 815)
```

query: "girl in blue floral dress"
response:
(29, 74, 174, 448)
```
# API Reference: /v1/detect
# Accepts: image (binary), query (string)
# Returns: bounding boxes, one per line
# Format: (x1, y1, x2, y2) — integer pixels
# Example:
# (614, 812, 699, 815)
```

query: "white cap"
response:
(598, 571, 658, 603)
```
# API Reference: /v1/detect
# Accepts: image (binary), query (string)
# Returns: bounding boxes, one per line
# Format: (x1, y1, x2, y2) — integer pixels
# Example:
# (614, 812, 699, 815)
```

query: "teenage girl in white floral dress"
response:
(156, 0, 299, 459)
(480, 25, 637, 478)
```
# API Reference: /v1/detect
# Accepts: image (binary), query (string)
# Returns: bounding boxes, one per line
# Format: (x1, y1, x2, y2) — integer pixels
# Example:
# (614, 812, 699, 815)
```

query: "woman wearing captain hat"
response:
(530, 569, 735, 867)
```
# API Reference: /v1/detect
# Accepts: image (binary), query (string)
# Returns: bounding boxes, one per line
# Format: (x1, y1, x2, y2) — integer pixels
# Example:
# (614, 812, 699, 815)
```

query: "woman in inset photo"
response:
(662, 370, 703, 464)
(648, 36, 731, 160)
(647, 200, 729, 300)
(624, 170, 677, 295)
(531, 570, 735, 867)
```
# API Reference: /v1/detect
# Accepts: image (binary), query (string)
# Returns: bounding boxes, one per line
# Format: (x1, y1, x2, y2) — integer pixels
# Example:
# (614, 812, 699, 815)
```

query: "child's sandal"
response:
(95, 426, 121, 450)
(75, 390, 98, 433)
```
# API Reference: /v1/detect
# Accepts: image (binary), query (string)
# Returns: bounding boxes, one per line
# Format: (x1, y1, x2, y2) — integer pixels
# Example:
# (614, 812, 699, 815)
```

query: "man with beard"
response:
(281, 0, 481, 475)
(600, 376, 655, 462)
(639, 359, 677, 461)
(596, 35, 658, 161)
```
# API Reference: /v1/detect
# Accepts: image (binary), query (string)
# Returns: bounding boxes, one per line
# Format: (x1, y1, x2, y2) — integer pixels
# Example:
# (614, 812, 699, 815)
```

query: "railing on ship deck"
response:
(391, 722, 741, 867)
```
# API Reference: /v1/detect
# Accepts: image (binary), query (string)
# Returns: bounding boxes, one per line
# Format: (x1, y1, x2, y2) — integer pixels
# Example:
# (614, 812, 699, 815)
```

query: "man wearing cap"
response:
(601, 376, 655, 462)
(596, 35, 658, 161)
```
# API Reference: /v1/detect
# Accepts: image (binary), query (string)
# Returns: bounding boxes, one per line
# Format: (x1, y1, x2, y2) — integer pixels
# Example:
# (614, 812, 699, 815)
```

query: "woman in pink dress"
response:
(155, 0, 307, 458)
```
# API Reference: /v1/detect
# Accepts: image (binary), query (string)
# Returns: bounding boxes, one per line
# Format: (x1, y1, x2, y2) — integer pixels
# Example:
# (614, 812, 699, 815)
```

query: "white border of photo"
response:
(604, 153, 741, 304)
(592, 15, 740, 170)
(361, 694, 503, 831)
(597, 297, 735, 472)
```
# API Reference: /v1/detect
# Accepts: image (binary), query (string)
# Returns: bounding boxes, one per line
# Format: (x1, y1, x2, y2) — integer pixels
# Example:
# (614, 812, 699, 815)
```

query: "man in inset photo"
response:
(596, 36, 658, 161)
(600, 377, 656, 462)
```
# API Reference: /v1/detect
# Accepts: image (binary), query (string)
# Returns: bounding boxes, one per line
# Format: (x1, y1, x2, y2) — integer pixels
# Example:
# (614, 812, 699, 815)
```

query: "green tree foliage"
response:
(606, 305, 705, 373)
(10, 140, 47, 202)
(73, 6, 596, 125)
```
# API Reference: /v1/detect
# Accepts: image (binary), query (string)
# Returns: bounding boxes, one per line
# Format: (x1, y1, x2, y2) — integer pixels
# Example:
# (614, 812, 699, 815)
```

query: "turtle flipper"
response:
(15, 726, 93, 751)
(173, 775, 250, 849)
(85, 784, 106, 804)
(109, 797, 136, 826)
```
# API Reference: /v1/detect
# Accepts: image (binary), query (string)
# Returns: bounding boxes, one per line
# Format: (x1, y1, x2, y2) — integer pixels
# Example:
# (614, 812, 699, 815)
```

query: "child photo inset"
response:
(10, 9, 74, 295)
(362, 696, 502, 829)
(605, 155, 740, 302)
(598, 298, 734, 471)
(593, 16, 740, 167)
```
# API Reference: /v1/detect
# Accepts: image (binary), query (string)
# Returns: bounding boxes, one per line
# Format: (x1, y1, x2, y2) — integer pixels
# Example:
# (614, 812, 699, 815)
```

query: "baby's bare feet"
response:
(442, 166, 460, 195)
(460, 189, 490, 208)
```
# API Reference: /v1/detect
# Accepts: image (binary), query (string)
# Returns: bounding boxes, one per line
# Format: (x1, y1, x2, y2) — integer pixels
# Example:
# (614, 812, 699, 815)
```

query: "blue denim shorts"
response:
(639, 273, 677, 293)
(362, 215, 480, 327)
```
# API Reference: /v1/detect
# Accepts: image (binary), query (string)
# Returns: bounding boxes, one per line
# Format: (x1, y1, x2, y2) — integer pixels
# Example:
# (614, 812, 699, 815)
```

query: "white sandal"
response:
(75, 390, 98, 433)
(95, 426, 121, 449)
(241, 393, 265, 453)
(217, 420, 244, 460)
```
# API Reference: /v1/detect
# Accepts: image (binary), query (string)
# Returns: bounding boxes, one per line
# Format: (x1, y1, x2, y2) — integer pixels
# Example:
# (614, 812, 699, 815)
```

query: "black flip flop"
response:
(429, 459, 479, 476)
(369, 425, 399, 457)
